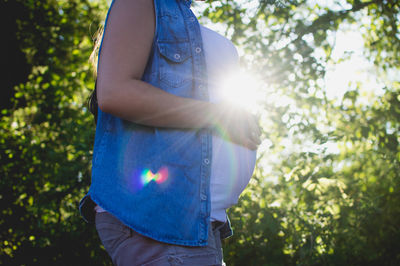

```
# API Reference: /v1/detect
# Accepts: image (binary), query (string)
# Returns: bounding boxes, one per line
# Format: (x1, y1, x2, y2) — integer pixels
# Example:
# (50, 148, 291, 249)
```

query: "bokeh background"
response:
(1, 0, 399, 265)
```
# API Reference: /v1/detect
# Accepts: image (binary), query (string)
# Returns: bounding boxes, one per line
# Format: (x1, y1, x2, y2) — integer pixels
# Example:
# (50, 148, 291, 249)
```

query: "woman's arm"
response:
(96, 0, 260, 149)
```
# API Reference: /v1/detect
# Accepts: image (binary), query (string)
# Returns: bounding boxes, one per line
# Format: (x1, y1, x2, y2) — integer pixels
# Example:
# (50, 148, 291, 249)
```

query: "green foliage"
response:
(207, 0, 400, 265)
(0, 0, 112, 264)
(1, 0, 399, 265)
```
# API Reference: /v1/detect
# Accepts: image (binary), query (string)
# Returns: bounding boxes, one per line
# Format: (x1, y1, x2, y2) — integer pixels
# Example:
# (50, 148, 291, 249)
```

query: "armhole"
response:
(96, 0, 116, 73)
(97, 0, 157, 76)
(153, 0, 159, 42)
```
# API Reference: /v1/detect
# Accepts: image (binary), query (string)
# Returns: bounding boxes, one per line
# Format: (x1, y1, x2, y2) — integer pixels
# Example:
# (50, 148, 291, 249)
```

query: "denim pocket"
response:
(157, 41, 192, 89)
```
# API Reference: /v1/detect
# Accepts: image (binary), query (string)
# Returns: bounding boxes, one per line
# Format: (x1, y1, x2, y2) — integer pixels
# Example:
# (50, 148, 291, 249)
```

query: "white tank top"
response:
(200, 25, 257, 222)
(95, 26, 257, 221)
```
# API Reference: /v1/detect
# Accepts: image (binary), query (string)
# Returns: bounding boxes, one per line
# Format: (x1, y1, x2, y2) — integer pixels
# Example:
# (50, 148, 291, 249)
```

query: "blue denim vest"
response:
(79, 0, 232, 246)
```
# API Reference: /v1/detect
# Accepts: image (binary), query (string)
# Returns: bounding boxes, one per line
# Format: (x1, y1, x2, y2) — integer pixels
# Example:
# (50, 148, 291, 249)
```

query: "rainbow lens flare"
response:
(141, 167, 169, 186)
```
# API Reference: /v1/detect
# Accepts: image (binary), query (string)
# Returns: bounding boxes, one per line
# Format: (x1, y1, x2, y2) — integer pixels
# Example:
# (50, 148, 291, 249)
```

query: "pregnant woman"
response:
(79, 0, 260, 265)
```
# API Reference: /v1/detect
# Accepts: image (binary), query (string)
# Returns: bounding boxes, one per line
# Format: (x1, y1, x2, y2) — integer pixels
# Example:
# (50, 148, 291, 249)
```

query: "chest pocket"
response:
(157, 41, 192, 89)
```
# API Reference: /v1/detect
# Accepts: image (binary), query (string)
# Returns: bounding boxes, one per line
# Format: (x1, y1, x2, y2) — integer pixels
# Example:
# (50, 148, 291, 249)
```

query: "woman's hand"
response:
(214, 103, 261, 150)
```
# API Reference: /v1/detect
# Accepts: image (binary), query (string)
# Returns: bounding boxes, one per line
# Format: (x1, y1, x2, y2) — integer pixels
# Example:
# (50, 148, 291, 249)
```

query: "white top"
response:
(95, 26, 257, 219)
(200, 25, 257, 222)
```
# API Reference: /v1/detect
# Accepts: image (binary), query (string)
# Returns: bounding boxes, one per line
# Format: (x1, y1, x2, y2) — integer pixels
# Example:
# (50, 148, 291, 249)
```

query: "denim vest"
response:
(79, 0, 232, 246)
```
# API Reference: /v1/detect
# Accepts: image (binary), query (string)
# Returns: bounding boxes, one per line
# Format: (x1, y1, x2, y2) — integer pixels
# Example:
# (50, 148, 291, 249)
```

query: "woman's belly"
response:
(210, 134, 257, 221)
(200, 24, 258, 221)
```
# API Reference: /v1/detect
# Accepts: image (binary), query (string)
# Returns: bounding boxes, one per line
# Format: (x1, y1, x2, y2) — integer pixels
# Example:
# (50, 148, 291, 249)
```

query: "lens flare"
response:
(141, 167, 169, 186)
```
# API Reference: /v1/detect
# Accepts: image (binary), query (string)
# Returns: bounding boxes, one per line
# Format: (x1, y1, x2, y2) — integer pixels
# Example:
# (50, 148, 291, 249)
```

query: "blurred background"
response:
(1, 0, 399, 265)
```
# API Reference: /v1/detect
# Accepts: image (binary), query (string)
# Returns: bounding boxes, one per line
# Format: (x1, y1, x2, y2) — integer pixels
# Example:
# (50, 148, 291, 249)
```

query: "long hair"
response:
(87, 26, 104, 125)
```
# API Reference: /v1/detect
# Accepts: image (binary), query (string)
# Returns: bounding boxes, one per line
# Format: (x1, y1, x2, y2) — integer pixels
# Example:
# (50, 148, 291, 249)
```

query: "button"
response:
(201, 194, 207, 200)
(174, 54, 181, 60)
(204, 158, 210, 164)
(190, 17, 196, 22)
(195, 47, 202, 53)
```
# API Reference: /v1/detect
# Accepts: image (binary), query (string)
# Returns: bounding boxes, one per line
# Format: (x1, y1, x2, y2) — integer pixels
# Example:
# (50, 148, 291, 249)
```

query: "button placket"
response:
(182, 5, 213, 244)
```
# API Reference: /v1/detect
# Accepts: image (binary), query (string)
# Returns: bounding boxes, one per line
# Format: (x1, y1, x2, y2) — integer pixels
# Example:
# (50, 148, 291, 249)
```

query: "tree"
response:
(0, 0, 112, 264)
(198, 0, 399, 265)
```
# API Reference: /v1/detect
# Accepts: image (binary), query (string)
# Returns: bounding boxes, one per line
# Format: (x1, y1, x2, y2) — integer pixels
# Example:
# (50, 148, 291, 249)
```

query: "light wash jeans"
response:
(95, 211, 226, 266)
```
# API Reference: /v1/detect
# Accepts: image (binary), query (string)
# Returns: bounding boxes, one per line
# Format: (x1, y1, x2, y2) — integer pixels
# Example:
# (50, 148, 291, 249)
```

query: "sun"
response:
(215, 69, 264, 114)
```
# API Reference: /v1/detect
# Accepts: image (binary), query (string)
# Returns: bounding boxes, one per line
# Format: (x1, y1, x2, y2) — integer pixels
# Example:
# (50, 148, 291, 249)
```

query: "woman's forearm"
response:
(98, 78, 220, 129)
